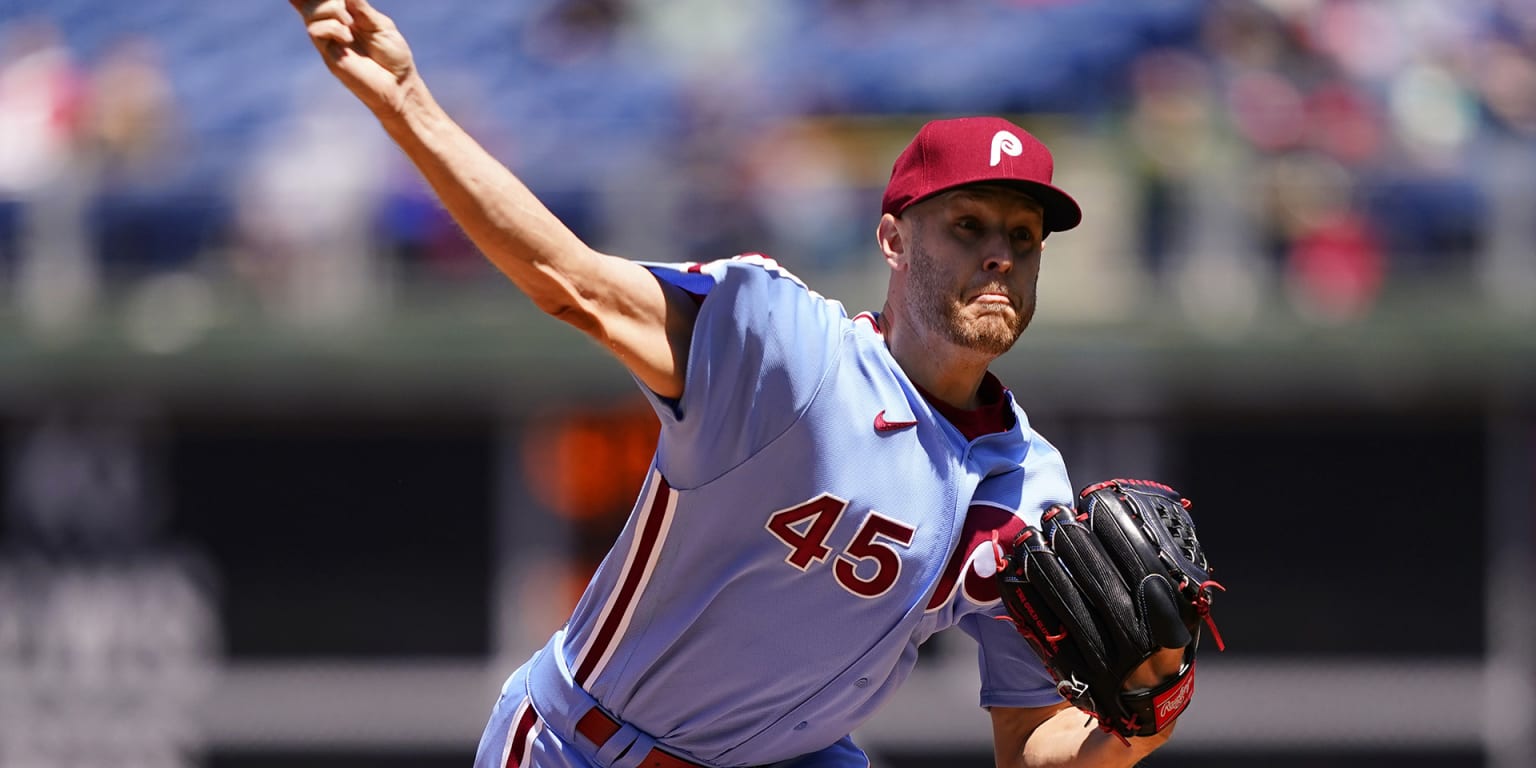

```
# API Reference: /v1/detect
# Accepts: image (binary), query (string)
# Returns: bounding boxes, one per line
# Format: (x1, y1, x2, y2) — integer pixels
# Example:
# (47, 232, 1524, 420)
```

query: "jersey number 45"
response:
(766, 494, 916, 599)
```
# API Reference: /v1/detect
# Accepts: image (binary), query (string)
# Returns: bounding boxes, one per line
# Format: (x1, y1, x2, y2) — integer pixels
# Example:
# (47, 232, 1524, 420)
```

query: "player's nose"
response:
(980, 234, 1015, 273)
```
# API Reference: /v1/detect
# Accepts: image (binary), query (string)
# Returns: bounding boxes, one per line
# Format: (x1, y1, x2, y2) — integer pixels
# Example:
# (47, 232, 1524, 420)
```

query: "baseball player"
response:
(292, 2, 1191, 766)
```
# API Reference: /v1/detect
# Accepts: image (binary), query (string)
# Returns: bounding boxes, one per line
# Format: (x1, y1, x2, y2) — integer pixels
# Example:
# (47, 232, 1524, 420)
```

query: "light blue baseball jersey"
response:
(480, 256, 1074, 768)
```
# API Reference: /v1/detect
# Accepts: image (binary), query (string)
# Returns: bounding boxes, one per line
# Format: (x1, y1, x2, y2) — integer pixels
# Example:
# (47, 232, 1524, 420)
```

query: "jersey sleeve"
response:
(958, 611, 1064, 710)
(958, 424, 1074, 710)
(637, 256, 847, 489)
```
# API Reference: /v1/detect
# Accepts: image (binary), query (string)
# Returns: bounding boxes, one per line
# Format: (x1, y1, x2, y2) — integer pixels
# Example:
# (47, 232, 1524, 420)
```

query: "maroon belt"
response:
(575, 707, 707, 768)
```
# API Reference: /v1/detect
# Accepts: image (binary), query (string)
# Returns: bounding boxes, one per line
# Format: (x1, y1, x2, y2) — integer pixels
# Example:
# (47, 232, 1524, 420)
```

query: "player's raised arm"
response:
(289, 0, 697, 398)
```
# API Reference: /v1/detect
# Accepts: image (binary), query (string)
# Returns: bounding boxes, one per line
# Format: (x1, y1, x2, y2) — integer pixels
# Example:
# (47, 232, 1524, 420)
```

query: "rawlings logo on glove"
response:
(996, 479, 1225, 740)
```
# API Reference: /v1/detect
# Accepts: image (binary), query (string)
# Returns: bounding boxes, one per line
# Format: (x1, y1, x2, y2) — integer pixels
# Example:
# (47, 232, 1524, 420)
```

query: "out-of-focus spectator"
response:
(652, 122, 774, 266)
(1304, 79, 1385, 168)
(1125, 41, 1268, 333)
(522, 0, 629, 67)
(0, 0, 1531, 325)
(1263, 150, 1384, 323)
(0, 17, 93, 334)
(82, 38, 178, 182)
(231, 79, 390, 327)
(742, 120, 863, 269)
(1125, 49, 1222, 277)
(0, 19, 83, 266)
(522, 0, 630, 68)
(81, 36, 224, 280)
(1288, 208, 1383, 323)
(1479, 39, 1536, 139)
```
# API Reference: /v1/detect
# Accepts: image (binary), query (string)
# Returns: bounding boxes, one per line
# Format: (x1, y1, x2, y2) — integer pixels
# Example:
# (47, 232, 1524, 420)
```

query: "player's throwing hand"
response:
(290, 0, 416, 115)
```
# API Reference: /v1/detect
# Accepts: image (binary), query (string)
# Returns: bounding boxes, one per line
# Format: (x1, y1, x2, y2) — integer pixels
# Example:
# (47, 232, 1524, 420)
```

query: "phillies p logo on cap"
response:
(881, 116, 1083, 233)
(990, 130, 1024, 167)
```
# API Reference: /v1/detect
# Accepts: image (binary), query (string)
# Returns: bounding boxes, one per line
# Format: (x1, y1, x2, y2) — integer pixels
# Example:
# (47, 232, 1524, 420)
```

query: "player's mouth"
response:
(968, 288, 1015, 308)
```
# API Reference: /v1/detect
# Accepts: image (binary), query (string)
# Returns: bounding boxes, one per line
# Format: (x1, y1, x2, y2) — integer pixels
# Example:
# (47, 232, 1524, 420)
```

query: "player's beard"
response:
(905, 234, 1031, 357)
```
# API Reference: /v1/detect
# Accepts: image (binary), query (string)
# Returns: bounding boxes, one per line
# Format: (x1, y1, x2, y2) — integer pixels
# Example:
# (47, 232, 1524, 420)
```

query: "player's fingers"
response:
(305, 18, 354, 48)
(345, 0, 390, 32)
(1123, 663, 1160, 691)
(1147, 645, 1184, 679)
(291, 0, 353, 27)
(1122, 646, 1183, 692)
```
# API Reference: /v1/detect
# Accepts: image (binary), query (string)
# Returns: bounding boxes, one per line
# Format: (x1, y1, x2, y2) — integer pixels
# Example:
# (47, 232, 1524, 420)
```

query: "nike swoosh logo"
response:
(874, 410, 919, 432)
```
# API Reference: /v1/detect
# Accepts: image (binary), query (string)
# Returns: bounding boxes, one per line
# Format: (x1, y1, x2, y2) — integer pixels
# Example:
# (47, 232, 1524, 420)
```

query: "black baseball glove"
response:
(996, 479, 1224, 739)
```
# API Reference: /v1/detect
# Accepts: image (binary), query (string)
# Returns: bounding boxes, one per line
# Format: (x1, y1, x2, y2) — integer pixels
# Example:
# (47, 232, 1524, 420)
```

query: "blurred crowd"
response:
(1, 0, 1534, 342)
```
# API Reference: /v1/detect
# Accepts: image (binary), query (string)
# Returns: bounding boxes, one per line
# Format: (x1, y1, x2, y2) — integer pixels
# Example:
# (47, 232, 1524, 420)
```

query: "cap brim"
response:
(991, 180, 1082, 233)
(903, 178, 1082, 233)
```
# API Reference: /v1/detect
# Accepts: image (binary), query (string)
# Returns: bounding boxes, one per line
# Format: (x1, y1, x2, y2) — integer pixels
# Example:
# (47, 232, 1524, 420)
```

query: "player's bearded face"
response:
(904, 214, 1037, 356)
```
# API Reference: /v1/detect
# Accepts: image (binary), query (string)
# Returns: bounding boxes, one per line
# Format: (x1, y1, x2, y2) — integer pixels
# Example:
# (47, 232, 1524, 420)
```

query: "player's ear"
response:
(877, 213, 906, 270)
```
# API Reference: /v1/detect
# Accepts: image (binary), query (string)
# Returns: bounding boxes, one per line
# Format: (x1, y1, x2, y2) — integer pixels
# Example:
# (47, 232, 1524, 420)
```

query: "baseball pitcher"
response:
(290, 2, 1224, 767)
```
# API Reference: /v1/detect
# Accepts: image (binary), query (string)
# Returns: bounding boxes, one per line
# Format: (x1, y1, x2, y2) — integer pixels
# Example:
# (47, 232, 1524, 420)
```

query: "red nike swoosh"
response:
(874, 410, 919, 432)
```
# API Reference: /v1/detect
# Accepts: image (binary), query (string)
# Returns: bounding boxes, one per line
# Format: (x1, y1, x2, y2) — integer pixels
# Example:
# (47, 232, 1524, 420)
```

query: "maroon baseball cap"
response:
(881, 116, 1082, 233)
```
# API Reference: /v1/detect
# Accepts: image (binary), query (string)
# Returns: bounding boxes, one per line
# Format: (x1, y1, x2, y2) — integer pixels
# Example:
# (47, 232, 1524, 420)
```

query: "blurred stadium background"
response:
(1, 0, 1533, 766)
